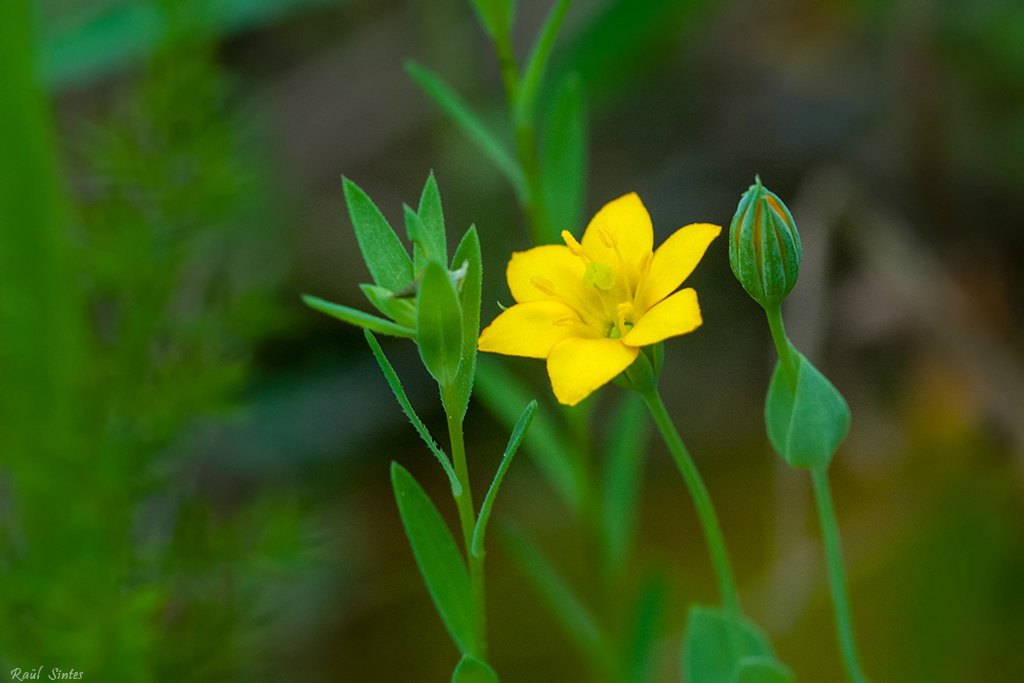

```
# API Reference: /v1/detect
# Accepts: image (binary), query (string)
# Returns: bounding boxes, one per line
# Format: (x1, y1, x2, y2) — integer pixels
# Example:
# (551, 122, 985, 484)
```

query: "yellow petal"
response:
(580, 193, 653, 291)
(506, 244, 606, 328)
(634, 223, 720, 314)
(621, 288, 702, 347)
(546, 337, 638, 406)
(479, 301, 593, 358)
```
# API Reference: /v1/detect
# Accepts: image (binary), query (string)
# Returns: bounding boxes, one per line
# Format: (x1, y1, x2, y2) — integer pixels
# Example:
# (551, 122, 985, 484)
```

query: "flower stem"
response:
(442, 386, 488, 661)
(641, 389, 740, 618)
(765, 305, 798, 388)
(812, 466, 870, 683)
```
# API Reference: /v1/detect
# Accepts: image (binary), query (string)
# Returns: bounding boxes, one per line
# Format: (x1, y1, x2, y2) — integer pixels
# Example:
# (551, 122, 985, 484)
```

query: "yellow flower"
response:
(478, 193, 721, 405)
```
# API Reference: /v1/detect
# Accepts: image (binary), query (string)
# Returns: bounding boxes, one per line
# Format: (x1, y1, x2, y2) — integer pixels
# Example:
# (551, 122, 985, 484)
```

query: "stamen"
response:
(639, 252, 653, 277)
(561, 230, 589, 261)
(531, 276, 556, 297)
(554, 316, 576, 327)
(616, 302, 634, 338)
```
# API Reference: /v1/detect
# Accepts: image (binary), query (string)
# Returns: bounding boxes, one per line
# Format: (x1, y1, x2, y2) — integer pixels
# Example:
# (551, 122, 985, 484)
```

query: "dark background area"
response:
(11, 0, 1024, 680)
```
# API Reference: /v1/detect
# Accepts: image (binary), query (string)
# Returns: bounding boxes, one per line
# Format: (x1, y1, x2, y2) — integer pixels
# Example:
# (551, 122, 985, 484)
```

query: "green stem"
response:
(442, 386, 488, 661)
(515, 121, 551, 245)
(765, 305, 798, 388)
(641, 389, 740, 617)
(812, 467, 870, 683)
(490, 19, 551, 246)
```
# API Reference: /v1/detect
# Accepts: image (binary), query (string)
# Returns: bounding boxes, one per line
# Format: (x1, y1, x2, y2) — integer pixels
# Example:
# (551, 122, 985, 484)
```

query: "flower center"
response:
(561, 230, 637, 338)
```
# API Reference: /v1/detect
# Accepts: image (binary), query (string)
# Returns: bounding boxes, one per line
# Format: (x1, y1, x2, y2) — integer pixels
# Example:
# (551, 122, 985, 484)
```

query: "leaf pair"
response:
(683, 606, 794, 683)
(389, 400, 535, 665)
(764, 350, 851, 470)
(409, 0, 586, 242)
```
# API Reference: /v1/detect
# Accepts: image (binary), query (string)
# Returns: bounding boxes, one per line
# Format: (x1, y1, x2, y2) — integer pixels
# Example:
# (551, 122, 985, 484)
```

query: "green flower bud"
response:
(729, 177, 802, 310)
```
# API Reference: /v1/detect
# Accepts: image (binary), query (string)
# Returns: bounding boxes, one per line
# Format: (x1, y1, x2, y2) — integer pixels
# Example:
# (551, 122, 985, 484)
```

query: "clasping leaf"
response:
(764, 351, 851, 470)
(417, 260, 464, 386)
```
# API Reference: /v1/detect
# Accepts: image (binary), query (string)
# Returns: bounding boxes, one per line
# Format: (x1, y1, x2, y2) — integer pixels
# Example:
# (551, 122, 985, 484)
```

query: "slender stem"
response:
(515, 122, 551, 245)
(765, 305, 798, 389)
(442, 386, 488, 661)
(492, 25, 519, 112)
(642, 389, 740, 617)
(812, 467, 870, 683)
(489, 19, 551, 246)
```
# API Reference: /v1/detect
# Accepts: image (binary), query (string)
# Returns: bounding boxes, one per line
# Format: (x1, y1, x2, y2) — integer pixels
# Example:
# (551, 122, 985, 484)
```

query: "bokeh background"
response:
(4, 0, 1024, 680)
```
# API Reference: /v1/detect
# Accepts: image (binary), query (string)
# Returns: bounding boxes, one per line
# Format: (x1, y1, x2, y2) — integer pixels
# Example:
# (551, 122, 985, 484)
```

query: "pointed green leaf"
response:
(449, 225, 482, 420)
(501, 522, 613, 672)
(303, 294, 415, 338)
(417, 260, 464, 386)
(516, 0, 573, 125)
(683, 606, 775, 683)
(359, 284, 417, 329)
(366, 330, 462, 496)
(542, 73, 587, 238)
(764, 352, 851, 469)
(418, 171, 448, 267)
(603, 392, 649, 576)
(468, 0, 513, 39)
(342, 176, 413, 291)
(472, 400, 537, 557)
(406, 61, 528, 202)
(730, 657, 794, 683)
(452, 655, 500, 683)
(475, 357, 583, 512)
(405, 204, 431, 273)
(626, 575, 668, 683)
(391, 462, 476, 655)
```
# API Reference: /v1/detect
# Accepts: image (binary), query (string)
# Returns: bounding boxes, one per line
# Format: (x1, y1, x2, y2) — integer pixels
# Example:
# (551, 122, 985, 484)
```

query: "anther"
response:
(639, 252, 653, 277)
(597, 225, 616, 249)
(561, 230, 588, 260)
(531, 277, 556, 297)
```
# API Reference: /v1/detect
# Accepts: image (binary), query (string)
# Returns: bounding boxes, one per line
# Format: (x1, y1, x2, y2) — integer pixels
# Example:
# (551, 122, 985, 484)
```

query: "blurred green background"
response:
(3, 0, 1024, 680)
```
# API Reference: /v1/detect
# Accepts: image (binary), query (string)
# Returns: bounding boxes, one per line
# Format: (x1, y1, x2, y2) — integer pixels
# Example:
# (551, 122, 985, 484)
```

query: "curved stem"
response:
(641, 389, 740, 617)
(812, 466, 870, 683)
(765, 305, 798, 389)
(442, 386, 488, 661)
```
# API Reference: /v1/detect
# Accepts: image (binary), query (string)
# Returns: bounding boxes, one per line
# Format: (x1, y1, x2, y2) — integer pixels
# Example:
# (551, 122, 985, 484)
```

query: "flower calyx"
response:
(728, 176, 802, 310)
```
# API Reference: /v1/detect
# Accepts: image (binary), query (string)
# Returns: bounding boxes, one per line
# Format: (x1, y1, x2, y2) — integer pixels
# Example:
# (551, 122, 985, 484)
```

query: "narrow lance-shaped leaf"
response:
(516, 0, 573, 125)
(764, 351, 850, 470)
(391, 462, 476, 655)
(365, 330, 462, 496)
(602, 392, 649, 576)
(417, 171, 448, 267)
(542, 72, 587, 238)
(472, 400, 537, 557)
(452, 655, 500, 683)
(501, 522, 613, 673)
(406, 61, 529, 202)
(342, 176, 414, 292)
(475, 357, 583, 511)
(405, 204, 432, 273)
(626, 575, 668, 683)
(468, 0, 513, 40)
(449, 225, 482, 421)
(303, 294, 416, 339)
(359, 284, 417, 329)
(417, 260, 464, 386)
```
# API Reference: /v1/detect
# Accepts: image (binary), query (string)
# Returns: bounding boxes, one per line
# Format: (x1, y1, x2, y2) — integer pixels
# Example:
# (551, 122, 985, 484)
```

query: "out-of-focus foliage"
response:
(1, 0, 303, 679)
(39, 0, 349, 89)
